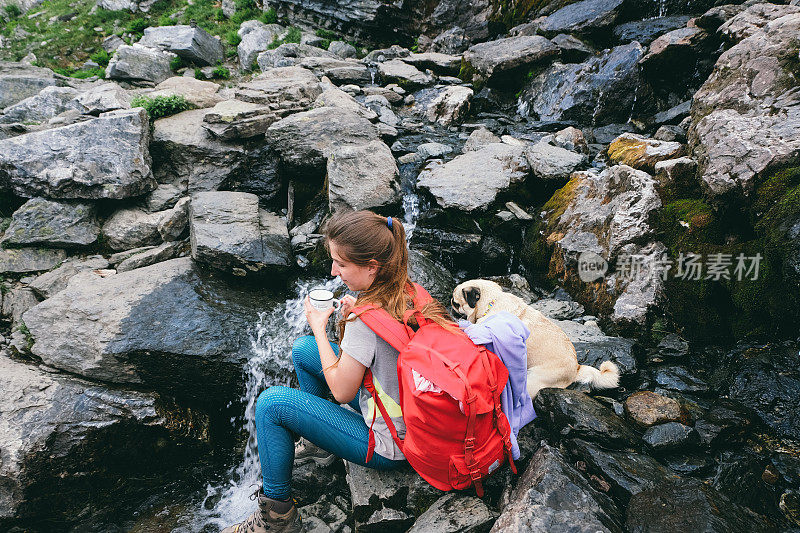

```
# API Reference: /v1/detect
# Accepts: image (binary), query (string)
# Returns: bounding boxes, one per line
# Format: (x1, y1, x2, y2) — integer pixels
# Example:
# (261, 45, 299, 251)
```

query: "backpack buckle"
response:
(469, 469, 483, 482)
(464, 437, 476, 451)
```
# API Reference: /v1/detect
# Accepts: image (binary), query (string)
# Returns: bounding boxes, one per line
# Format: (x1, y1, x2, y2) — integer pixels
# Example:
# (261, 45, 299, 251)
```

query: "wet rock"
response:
(266, 106, 378, 176)
(0, 355, 209, 527)
(567, 439, 678, 503)
(0, 85, 80, 124)
(377, 59, 433, 89)
(613, 16, 692, 45)
(653, 156, 696, 197)
(664, 453, 714, 475)
(237, 22, 287, 69)
(607, 133, 683, 173)
(0, 247, 66, 273)
(403, 52, 462, 76)
(640, 26, 709, 72)
(0, 108, 154, 199)
(201, 99, 277, 140)
(425, 85, 473, 126)
(157, 196, 190, 241)
(626, 478, 772, 532)
(525, 140, 585, 181)
(653, 100, 692, 126)
(417, 142, 529, 211)
(519, 42, 647, 126)
(71, 82, 131, 115)
(138, 25, 223, 66)
(364, 45, 410, 62)
(550, 33, 593, 62)
(106, 44, 177, 85)
(408, 249, 456, 304)
(642, 422, 698, 453)
(147, 76, 224, 109)
(653, 365, 710, 395)
(491, 443, 623, 532)
(28, 255, 109, 298)
(463, 36, 558, 85)
(116, 240, 189, 272)
(1, 197, 99, 248)
(430, 26, 471, 55)
(530, 298, 585, 320)
(694, 398, 757, 447)
(538, 0, 625, 38)
(298, 57, 372, 85)
(189, 191, 291, 276)
(653, 125, 685, 143)
(557, 320, 638, 376)
(150, 108, 245, 192)
(327, 140, 401, 212)
(408, 493, 496, 532)
(101, 207, 164, 251)
(0, 61, 60, 109)
(235, 66, 322, 114)
(624, 391, 683, 428)
(535, 388, 639, 449)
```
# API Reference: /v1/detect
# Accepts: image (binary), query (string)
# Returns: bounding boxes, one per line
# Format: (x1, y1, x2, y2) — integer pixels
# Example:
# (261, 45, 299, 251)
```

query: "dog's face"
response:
(451, 279, 505, 323)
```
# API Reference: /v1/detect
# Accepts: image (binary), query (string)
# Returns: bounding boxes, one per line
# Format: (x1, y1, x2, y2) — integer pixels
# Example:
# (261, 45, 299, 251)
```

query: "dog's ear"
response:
(463, 286, 481, 309)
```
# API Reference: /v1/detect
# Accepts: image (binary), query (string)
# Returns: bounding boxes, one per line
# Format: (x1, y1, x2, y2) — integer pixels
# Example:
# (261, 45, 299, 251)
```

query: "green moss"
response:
(458, 58, 475, 83)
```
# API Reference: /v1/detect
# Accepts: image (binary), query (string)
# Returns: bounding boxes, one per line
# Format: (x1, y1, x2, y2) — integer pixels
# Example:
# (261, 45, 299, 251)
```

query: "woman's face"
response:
(329, 241, 378, 292)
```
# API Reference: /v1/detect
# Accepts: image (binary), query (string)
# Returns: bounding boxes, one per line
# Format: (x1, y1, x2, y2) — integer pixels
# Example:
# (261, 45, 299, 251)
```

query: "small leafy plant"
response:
(260, 7, 277, 24)
(212, 65, 230, 79)
(130, 94, 192, 120)
(169, 56, 184, 71)
(90, 49, 110, 66)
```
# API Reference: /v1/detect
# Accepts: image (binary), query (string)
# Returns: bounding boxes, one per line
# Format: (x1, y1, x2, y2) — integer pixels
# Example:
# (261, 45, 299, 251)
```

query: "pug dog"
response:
(451, 279, 619, 399)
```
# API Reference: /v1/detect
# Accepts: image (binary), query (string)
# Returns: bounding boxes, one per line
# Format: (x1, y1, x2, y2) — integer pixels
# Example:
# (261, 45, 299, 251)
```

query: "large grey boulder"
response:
(425, 85, 473, 126)
(235, 66, 322, 114)
(1, 198, 100, 248)
(147, 76, 224, 109)
(138, 25, 223, 66)
(116, 240, 189, 272)
(313, 84, 378, 121)
(202, 99, 278, 140)
(407, 493, 497, 532)
(106, 44, 177, 85)
(428, 0, 493, 44)
(28, 255, 109, 298)
(266, 106, 378, 175)
(0, 85, 80, 124)
(21, 257, 264, 409)
(297, 56, 372, 85)
(417, 142, 530, 211)
(377, 59, 434, 89)
(256, 43, 337, 70)
(490, 443, 623, 532)
(463, 36, 558, 83)
(101, 207, 164, 251)
(689, 7, 800, 199)
(518, 42, 646, 126)
(403, 52, 462, 76)
(327, 140, 401, 212)
(237, 22, 288, 69)
(0, 247, 66, 274)
(538, 0, 625, 36)
(0, 108, 155, 199)
(0, 355, 209, 526)
(150, 108, 245, 192)
(189, 192, 292, 276)
(328, 40, 357, 59)
(525, 140, 585, 181)
(0, 61, 60, 109)
(70, 82, 132, 115)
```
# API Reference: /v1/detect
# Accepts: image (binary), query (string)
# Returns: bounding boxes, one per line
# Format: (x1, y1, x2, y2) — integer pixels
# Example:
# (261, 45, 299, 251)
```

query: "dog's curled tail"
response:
(575, 361, 620, 390)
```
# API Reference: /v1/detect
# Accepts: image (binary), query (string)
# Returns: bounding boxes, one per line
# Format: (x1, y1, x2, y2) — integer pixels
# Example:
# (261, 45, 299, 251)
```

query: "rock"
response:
(642, 422, 698, 453)
(567, 439, 679, 503)
(653, 100, 691, 126)
(464, 36, 558, 85)
(613, 16, 692, 45)
(327, 140, 400, 212)
(694, 398, 757, 447)
(138, 25, 223, 66)
(315, 84, 377, 121)
(690, 7, 800, 199)
(22, 257, 271, 408)
(553, 126, 588, 153)
(101, 207, 164, 250)
(102, 34, 125, 53)
(653, 125, 685, 143)
(0, 85, 80, 124)
(491, 443, 623, 532)
(653, 156, 696, 196)
(653, 365, 710, 395)
(0, 355, 209, 526)
(0, 61, 60, 110)
(0, 108, 154, 199)
(417, 142, 529, 211)
(298, 56, 372, 85)
(519, 42, 647, 126)
(550, 33, 594, 62)
(328, 41, 357, 59)
(639, 26, 710, 79)
(1, 197, 99, 248)
(106, 44, 177, 85)
(417, 142, 453, 159)
(363, 45, 410, 62)
(0, 286, 39, 328)
(525, 141, 585, 181)
(408, 493, 496, 532)
(463, 126, 501, 152)
(157, 196, 189, 241)
(237, 22, 287, 69)
(425, 85, 473, 125)
(626, 479, 773, 532)
(403, 52, 463, 76)
(201, 99, 277, 139)
(430, 26, 471, 55)
(235, 66, 322, 114)
(607, 133, 683, 173)
(534, 388, 639, 449)
(189, 191, 292, 276)
(71, 82, 131, 115)
(147, 76, 223, 109)
(377, 59, 434, 89)
(116, 240, 189, 272)
(138, 183, 184, 212)
(407, 249, 456, 304)
(266, 106, 378, 175)
(717, 3, 800, 44)
(28, 255, 109, 298)
(150, 108, 245, 192)
(0, 247, 66, 273)
(530, 299, 584, 320)
(568, 327, 638, 377)
(538, 0, 625, 37)
(624, 391, 683, 428)
(256, 43, 337, 70)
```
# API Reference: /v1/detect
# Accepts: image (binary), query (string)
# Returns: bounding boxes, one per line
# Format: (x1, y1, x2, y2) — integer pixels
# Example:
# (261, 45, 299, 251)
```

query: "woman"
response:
(222, 210, 456, 533)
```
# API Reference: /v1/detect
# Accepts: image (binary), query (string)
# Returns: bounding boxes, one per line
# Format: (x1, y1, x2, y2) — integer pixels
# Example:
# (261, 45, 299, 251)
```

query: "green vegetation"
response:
(194, 67, 206, 79)
(54, 65, 106, 78)
(267, 25, 301, 49)
(90, 48, 110, 66)
(130, 94, 192, 119)
(224, 28, 241, 47)
(212, 65, 230, 79)
(4, 3, 21, 19)
(126, 17, 148, 34)
(260, 7, 277, 24)
(169, 55, 184, 70)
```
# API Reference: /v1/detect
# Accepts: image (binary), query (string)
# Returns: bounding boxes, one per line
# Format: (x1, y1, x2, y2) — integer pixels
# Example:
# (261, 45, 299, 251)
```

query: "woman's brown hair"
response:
(323, 210, 460, 341)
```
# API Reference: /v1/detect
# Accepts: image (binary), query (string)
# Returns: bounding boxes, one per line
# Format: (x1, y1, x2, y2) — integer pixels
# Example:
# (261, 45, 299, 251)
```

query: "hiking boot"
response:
(220, 488, 301, 533)
(294, 438, 335, 467)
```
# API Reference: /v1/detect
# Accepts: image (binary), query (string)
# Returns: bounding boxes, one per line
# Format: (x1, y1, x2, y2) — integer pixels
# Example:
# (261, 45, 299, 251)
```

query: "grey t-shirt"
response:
(340, 315, 406, 460)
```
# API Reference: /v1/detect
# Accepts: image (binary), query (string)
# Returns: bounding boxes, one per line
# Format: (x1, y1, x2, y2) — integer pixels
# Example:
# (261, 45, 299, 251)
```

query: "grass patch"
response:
(90, 48, 110, 66)
(131, 94, 192, 119)
(211, 65, 230, 79)
(4, 4, 21, 19)
(169, 55, 184, 70)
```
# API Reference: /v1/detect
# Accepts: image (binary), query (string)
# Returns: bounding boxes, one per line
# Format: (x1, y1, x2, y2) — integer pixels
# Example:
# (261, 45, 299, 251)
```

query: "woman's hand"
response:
(304, 296, 335, 333)
(339, 294, 357, 317)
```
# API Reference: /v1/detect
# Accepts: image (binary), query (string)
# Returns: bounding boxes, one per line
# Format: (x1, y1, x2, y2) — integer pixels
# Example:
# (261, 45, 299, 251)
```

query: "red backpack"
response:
(352, 282, 517, 497)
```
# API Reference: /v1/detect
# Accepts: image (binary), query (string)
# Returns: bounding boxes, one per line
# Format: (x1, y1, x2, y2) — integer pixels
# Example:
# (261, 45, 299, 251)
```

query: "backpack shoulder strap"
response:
(351, 305, 412, 352)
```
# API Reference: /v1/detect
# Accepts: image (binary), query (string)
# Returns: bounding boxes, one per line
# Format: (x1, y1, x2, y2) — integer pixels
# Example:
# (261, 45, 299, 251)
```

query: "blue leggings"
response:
(254, 335, 405, 499)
